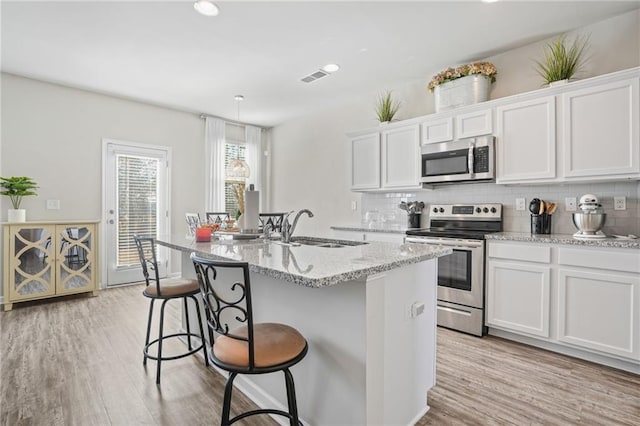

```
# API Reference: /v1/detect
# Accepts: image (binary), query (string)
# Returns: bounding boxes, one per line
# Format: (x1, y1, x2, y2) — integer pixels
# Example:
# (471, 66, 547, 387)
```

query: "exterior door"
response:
(103, 140, 170, 286)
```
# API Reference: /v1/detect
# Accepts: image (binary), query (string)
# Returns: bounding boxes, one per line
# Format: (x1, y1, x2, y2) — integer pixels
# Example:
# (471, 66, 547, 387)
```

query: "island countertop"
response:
(156, 234, 451, 288)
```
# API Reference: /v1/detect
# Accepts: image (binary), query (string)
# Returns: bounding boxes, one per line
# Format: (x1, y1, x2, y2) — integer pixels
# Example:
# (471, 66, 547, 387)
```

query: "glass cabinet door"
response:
(9, 225, 55, 301)
(56, 225, 95, 294)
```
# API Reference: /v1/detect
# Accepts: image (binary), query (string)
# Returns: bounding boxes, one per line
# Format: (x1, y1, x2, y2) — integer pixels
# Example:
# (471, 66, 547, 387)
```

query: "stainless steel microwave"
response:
(420, 136, 495, 185)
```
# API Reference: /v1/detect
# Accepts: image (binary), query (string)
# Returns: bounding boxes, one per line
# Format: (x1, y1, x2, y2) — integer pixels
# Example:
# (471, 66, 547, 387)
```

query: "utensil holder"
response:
(531, 214, 551, 235)
(408, 213, 421, 229)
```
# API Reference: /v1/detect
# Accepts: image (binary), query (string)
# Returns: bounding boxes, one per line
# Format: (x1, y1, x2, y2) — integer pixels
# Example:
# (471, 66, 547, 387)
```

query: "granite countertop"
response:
(486, 232, 640, 249)
(331, 224, 416, 234)
(156, 234, 451, 288)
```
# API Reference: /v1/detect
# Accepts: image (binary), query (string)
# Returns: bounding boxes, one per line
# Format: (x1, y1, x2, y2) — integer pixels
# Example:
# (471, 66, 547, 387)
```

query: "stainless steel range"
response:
(405, 204, 503, 336)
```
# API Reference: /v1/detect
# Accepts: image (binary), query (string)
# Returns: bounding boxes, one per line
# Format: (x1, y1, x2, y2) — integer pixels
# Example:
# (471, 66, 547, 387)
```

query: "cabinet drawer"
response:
(488, 243, 551, 263)
(558, 248, 640, 273)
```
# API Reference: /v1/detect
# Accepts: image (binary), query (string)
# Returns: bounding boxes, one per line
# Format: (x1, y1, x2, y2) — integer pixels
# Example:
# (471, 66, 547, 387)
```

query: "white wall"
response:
(268, 9, 640, 237)
(1, 74, 206, 285)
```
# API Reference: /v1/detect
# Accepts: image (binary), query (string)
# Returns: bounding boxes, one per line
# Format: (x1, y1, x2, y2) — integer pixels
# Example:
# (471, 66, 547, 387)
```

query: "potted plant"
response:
(375, 91, 401, 123)
(534, 34, 590, 86)
(427, 62, 497, 112)
(0, 176, 38, 222)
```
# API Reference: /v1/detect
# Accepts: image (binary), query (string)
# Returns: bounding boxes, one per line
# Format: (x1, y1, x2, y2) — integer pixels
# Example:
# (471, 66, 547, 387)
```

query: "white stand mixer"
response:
(572, 194, 607, 239)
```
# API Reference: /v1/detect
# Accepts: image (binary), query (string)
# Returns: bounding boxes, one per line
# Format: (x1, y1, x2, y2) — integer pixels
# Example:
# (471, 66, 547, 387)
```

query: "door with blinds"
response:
(103, 140, 170, 286)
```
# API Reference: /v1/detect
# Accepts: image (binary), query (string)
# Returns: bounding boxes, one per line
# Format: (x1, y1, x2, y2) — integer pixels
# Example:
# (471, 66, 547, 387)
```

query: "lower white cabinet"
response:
(486, 240, 640, 364)
(487, 261, 550, 337)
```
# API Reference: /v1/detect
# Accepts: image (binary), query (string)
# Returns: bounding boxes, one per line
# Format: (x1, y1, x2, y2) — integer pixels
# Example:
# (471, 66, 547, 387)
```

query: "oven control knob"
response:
(483, 207, 489, 213)
(491, 207, 497, 213)
(439, 207, 445, 213)
(475, 207, 481, 213)
(433, 208, 438, 213)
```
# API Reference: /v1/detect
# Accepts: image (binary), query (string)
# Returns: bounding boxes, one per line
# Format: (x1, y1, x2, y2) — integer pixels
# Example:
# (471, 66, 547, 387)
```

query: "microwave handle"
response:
(468, 140, 475, 178)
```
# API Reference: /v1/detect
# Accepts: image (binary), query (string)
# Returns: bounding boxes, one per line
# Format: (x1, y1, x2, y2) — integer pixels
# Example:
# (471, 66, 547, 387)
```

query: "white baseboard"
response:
(408, 405, 430, 426)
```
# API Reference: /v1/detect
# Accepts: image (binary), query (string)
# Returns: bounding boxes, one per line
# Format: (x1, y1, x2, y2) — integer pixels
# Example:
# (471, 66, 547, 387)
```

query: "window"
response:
(224, 123, 246, 218)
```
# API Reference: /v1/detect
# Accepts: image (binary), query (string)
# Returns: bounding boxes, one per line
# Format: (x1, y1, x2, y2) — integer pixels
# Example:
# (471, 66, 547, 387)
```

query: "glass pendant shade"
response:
(226, 159, 250, 180)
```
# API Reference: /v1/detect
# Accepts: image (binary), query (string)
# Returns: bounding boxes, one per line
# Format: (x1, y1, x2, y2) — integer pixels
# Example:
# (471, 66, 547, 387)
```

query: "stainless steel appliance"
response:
(420, 136, 495, 186)
(405, 203, 502, 336)
(573, 193, 607, 239)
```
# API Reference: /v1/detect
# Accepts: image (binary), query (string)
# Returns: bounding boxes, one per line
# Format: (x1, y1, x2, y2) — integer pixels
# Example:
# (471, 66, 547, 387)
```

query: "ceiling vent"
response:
(300, 69, 329, 83)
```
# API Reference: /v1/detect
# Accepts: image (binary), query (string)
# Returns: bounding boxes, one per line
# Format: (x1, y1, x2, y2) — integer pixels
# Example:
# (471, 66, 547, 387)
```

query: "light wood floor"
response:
(1, 284, 639, 426)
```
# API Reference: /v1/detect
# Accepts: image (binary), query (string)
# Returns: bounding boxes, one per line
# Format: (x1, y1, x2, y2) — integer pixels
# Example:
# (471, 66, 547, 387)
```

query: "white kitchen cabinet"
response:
(420, 117, 453, 144)
(487, 240, 640, 367)
(556, 247, 640, 360)
(562, 78, 640, 180)
(486, 244, 551, 337)
(496, 96, 557, 183)
(455, 108, 493, 139)
(496, 69, 639, 184)
(420, 108, 492, 145)
(349, 124, 420, 192)
(351, 132, 380, 190)
(381, 125, 421, 189)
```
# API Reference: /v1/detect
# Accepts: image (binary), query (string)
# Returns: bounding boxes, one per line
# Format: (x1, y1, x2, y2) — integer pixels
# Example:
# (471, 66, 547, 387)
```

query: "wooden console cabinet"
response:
(2, 221, 99, 310)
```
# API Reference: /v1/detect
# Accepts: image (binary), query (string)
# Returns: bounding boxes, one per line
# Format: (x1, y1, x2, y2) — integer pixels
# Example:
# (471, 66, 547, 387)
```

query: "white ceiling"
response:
(2, 1, 639, 127)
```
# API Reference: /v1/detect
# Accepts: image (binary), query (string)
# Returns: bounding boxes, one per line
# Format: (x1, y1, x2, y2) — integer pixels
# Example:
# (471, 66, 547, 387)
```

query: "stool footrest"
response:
(144, 332, 205, 362)
(229, 408, 302, 425)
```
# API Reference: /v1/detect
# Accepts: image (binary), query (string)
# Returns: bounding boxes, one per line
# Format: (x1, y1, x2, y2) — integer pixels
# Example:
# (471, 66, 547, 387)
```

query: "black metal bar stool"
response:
(134, 235, 208, 384)
(191, 254, 308, 426)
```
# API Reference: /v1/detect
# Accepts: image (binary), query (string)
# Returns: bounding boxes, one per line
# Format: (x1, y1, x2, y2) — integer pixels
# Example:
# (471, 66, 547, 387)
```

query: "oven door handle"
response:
(406, 237, 483, 249)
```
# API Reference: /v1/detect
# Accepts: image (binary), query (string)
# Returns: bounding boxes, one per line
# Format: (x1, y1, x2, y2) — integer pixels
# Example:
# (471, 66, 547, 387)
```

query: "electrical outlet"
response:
(565, 197, 577, 212)
(351, 200, 357, 211)
(46, 199, 60, 210)
(515, 198, 526, 211)
(614, 196, 626, 210)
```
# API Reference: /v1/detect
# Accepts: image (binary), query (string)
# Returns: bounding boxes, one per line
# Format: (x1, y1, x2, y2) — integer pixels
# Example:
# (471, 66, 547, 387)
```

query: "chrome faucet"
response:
(281, 209, 314, 243)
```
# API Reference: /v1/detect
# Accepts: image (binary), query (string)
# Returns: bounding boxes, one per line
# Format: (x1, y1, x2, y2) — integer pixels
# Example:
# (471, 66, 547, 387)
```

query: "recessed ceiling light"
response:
(482, 0, 499, 3)
(321, 63, 340, 73)
(194, 0, 219, 17)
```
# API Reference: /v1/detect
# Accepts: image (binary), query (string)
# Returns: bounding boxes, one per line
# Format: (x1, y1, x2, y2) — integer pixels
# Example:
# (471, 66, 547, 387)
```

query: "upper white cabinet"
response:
(495, 69, 640, 184)
(421, 108, 492, 145)
(350, 124, 420, 192)
(496, 96, 556, 183)
(381, 125, 420, 188)
(351, 132, 380, 190)
(562, 78, 639, 179)
(421, 117, 453, 144)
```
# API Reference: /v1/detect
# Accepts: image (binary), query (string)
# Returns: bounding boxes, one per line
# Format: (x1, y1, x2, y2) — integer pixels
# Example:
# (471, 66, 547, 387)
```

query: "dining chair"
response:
(191, 254, 308, 425)
(258, 213, 287, 232)
(134, 235, 208, 384)
(206, 212, 231, 224)
(185, 213, 201, 236)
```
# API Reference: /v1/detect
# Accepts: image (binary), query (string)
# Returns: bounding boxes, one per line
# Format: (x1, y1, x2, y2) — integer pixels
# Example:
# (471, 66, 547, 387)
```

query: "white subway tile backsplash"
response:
(361, 181, 640, 235)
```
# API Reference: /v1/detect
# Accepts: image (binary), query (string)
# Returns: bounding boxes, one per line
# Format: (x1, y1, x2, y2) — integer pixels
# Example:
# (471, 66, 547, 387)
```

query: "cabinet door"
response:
(421, 117, 453, 144)
(496, 96, 557, 183)
(562, 78, 640, 179)
(486, 260, 551, 337)
(381, 125, 420, 189)
(351, 133, 380, 190)
(8, 225, 56, 301)
(456, 109, 492, 139)
(557, 269, 640, 360)
(56, 224, 96, 295)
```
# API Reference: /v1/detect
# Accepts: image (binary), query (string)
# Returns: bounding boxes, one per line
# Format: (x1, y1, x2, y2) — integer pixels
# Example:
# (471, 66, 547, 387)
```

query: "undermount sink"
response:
(291, 237, 368, 248)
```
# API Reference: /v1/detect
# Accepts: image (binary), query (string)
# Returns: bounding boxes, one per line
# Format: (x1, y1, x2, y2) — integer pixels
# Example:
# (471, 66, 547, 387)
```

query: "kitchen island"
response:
(156, 235, 451, 426)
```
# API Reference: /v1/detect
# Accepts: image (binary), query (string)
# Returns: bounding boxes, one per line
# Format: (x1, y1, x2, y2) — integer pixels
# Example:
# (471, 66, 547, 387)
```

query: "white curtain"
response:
(204, 117, 226, 211)
(245, 125, 262, 192)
